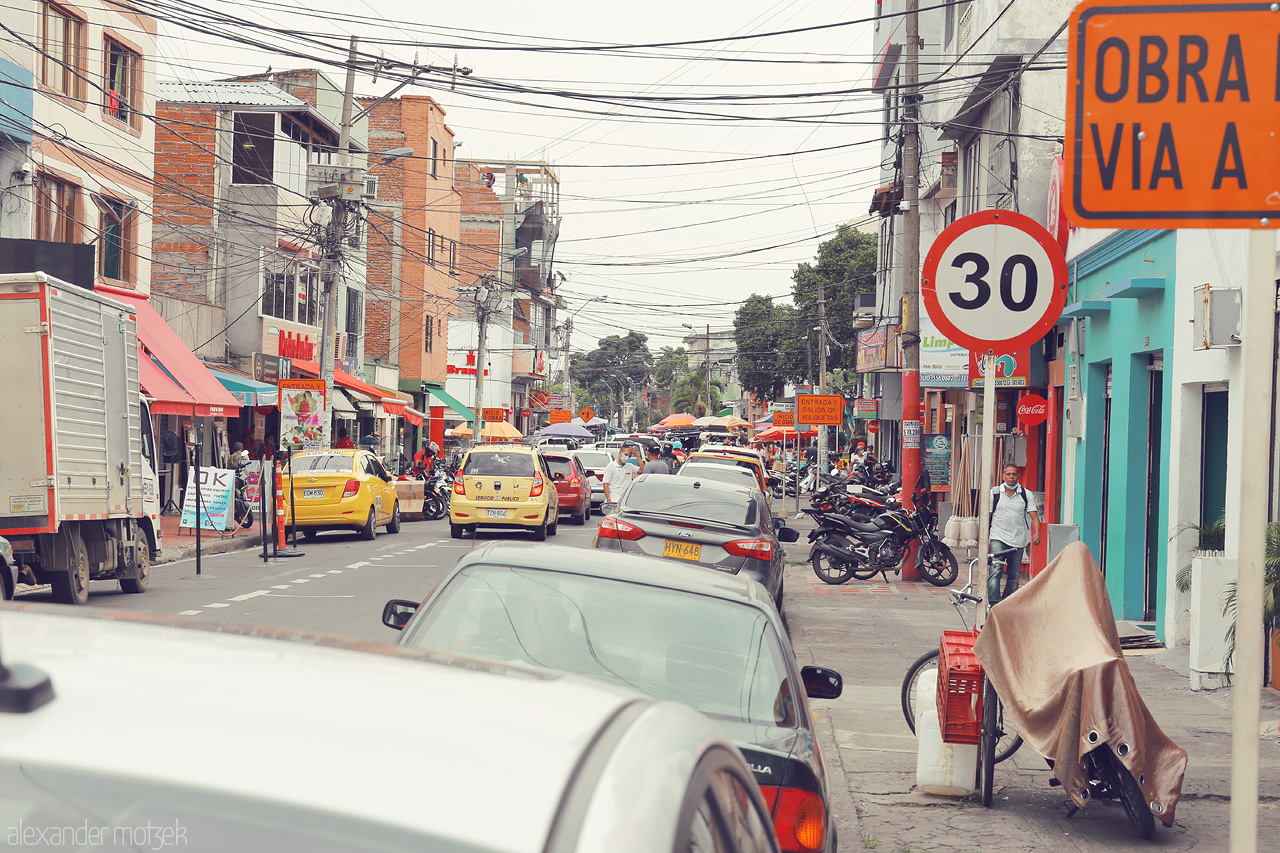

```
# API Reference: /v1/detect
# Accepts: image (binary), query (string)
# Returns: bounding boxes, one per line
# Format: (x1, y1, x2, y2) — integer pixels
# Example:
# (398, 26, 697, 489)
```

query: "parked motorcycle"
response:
(422, 465, 452, 521)
(232, 459, 255, 529)
(805, 471, 957, 587)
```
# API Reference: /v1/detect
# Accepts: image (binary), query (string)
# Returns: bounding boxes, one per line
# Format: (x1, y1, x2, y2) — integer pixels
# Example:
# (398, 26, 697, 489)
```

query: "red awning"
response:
(98, 285, 241, 417)
(290, 359, 406, 414)
(138, 348, 200, 415)
(403, 407, 424, 427)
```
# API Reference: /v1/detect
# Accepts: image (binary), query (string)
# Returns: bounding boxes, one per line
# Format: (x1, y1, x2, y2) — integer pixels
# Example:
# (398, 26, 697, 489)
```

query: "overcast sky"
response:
(154, 0, 882, 355)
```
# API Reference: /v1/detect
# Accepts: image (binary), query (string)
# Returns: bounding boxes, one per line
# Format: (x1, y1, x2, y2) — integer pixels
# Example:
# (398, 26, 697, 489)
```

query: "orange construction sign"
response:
(796, 394, 845, 426)
(549, 410, 572, 424)
(1065, 0, 1280, 229)
(481, 408, 506, 422)
(578, 406, 595, 424)
(774, 411, 795, 428)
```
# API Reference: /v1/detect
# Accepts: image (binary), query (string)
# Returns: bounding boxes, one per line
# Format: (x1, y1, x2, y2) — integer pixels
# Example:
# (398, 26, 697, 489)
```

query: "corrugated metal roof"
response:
(156, 80, 306, 108)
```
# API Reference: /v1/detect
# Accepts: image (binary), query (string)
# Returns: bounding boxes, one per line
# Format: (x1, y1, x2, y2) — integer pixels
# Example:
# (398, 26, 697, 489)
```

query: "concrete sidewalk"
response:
(157, 513, 265, 563)
(781, 511, 1280, 852)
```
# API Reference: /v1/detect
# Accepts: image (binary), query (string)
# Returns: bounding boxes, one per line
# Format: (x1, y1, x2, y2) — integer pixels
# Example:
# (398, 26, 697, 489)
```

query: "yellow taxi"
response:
(449, 444, 560, 541)
(285, 449, 400, 541)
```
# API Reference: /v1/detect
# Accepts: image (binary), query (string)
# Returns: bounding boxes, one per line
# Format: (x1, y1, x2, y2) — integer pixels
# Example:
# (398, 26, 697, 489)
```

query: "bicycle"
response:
(900, 545, 1025, 804)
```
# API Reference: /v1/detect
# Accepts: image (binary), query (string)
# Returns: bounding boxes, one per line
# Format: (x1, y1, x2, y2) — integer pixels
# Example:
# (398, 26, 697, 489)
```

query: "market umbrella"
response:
(571, 416, 608, 428)
(691, 416, 720, 427)
(714, 414, 749, 429)
(449, 421, 524, 440)
(536, 421, 593, 438)
(658, 413, 696, 427)
(755, 425, 816, 443)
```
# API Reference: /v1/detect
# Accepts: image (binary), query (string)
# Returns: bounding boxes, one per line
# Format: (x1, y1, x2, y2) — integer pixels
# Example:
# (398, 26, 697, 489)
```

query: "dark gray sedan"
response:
(383, 544, 842, 853)
(592, 474, 798, 610)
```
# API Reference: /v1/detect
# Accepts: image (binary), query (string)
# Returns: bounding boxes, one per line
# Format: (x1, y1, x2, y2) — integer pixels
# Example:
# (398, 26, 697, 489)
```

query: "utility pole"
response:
(704, 323, 712, 418)
(561, 317, 574, 414)
(817, 277, 827, 474)
(471, 277, 495, 447)
(899, 0, 923, 581)
(318, 36, 359, 449)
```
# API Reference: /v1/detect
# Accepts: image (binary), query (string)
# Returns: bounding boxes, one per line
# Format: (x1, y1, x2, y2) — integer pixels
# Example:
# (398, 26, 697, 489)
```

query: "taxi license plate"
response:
(663, 540, 702, 561)
(302, 488, 324, 499)
(486, 508, 508, 519)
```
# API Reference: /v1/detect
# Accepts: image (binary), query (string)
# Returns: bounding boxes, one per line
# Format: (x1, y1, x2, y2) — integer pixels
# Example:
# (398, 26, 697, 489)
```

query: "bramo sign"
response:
(1065, 0, 1280, 229)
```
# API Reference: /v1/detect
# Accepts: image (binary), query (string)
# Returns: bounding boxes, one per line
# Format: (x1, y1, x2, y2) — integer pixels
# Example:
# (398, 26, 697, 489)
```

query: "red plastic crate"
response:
(936, 630, 984, 745)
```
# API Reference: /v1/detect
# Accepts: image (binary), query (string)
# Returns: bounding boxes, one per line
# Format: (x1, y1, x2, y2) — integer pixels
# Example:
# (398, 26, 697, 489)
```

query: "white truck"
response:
(0, 273, 161, 604)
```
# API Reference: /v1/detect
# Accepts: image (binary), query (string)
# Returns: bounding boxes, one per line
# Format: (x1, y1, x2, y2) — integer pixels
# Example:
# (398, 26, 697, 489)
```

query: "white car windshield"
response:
(403, 566, 798, 728)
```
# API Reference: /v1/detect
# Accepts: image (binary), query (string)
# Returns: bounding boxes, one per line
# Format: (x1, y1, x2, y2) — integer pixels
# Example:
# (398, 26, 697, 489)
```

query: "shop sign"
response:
(529, 390, 550, 411)
(856, 324, 901, 372)
(252, 352, 289, 385)
(923, 433, 952, 493)
(854, 398, 879, 419)
(867, 420, 880, 434)
(1017, 394, 1050, 426)
(919, 316, 969, 387)
(967, 348, 1031, 389)
(277, 331, 315, 361)
(279, 379, 328, 450)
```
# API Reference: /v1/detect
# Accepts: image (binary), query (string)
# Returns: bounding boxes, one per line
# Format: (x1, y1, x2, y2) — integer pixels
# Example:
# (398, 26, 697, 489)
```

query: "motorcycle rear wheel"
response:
(1096, 745, 1156, 839)
(810, 552, 857, 585)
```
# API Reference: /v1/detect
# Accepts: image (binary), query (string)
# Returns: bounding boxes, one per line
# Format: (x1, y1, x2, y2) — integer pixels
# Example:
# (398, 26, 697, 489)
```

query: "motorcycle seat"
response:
(843, 518, 885, 534)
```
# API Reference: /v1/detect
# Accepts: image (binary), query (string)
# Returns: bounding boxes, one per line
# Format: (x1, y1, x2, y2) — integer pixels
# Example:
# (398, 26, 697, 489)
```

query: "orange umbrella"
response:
(658, 412, 696, 427)
(755, 425, 816, 443)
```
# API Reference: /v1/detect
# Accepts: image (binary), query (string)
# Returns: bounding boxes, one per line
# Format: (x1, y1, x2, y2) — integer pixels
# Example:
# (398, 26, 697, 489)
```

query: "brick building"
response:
(359, 94, 464, 430)
(447, 160, 563, 434)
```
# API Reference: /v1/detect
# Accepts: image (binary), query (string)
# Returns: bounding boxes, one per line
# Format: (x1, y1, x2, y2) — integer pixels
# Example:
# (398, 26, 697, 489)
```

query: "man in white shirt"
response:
(601, 444, 640, 514)
(988, 463, 1041, 605)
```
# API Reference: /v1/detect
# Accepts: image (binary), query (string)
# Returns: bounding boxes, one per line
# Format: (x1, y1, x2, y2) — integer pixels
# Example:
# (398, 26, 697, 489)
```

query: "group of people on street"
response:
(600, 442, 681, 513)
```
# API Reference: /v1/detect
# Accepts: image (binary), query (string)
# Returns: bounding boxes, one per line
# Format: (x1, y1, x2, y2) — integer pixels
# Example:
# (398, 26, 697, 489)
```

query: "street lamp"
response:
(471, 247, 527, 446)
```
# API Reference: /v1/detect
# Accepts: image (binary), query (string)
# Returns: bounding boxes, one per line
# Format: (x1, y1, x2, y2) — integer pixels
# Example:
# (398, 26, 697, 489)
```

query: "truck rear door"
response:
(0, 292, 52, 528)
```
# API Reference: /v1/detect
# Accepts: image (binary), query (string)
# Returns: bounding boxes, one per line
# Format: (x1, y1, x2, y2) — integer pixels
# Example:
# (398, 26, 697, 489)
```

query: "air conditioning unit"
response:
(362, 175, 378, 200)
(1191, 283, 1241, 350)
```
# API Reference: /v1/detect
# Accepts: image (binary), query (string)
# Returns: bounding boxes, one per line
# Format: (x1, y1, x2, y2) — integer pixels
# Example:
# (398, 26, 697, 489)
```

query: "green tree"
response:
(791, 224, 878, 372)
(653, 346, 688, 406)
(671, 372, 726, 417)
(733, 295, 806, 403)
(570, 332, 653, 423)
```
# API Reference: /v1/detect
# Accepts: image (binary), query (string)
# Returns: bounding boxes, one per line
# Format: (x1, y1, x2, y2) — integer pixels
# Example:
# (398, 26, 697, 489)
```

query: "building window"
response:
(448, 240, 456, 274)
(345, 288, 362, 335)
(961, 138, 981, 215)
(430, 138, 439, 177)
(424, 315, 434, 353)
(427, 229, 436, 265)
(944, 201, 957, 227)
(260, 261, 321, 326)
(40, 3, 83, 98)
(94, 195, 133, 281)
(103, 37, 140, 127)
(35, 173, 78, 243)
(232, 113, 275, 185)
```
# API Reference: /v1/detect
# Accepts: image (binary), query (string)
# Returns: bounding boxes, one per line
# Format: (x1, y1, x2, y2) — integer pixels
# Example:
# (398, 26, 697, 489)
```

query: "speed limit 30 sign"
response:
(921, 210, 1068, 354)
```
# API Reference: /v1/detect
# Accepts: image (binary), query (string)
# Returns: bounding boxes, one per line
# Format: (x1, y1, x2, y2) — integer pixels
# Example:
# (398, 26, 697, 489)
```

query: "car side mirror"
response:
(582, 469, 595, 478)
(801, 665, 843, 700)
(777, 526, 800, 543)
(382, 599, 420, 630)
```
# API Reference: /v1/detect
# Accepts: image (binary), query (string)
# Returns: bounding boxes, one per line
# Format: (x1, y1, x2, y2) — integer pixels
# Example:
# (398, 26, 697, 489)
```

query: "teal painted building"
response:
(1062, 230, 1174, 634)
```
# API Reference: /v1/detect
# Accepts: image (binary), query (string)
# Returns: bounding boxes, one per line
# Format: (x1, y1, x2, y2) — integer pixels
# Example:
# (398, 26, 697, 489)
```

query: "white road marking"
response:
(327, 569, 343, 574)
(271, 584, 293, 590)
(178, 609, 202, 615)
(308, 573, 327, 578)
(346, 562, 369, 568)
(204, 603, 230, 608)
(229, 590, 272, 602)
(291, 578, 310, 584)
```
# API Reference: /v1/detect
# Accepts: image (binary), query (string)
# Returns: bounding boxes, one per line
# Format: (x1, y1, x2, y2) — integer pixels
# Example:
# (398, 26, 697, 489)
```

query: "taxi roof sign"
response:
(1065, 0, 1280, 229)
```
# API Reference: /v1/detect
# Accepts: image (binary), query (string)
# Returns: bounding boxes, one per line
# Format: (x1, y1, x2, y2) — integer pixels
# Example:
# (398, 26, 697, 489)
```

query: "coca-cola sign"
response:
(1016, 394, 1049, 427)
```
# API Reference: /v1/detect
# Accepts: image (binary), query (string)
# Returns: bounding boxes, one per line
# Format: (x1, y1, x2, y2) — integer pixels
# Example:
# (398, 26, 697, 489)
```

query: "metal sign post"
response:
(975, 352, 997, 625)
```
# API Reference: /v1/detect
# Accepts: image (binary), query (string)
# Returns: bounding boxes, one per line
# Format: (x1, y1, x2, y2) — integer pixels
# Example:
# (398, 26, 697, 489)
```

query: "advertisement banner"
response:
(529, 390, 550, 411)
(923, 433, 952, 493)
(919, 316, 970, 388)
(180, 467, 234, 531)
(967, 348, 1031, 389)
(279, 379, 329, 450)
(856, 324, 901, 373)
(853, 399, 879, 419)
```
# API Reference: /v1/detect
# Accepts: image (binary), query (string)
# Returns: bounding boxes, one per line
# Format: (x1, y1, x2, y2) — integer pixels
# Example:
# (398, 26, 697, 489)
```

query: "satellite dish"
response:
(162, 430, 182, 460)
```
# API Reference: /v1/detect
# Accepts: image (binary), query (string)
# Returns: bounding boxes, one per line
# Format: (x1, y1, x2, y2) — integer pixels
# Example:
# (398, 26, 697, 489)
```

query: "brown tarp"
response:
(973, 542, 1187, 825)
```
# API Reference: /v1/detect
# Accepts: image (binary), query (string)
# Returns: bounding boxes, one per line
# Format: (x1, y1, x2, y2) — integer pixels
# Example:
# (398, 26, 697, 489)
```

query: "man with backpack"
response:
(988, 463, 1042, 605)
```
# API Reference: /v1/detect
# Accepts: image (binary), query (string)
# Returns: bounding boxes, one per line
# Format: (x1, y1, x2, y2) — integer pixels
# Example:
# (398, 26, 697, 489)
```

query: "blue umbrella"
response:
(536, 422, 593, 438)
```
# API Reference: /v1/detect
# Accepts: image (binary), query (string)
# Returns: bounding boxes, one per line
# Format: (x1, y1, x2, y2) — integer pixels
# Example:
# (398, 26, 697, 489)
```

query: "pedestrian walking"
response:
(601, 444, 640, 514)
(643, 445, 672, 475)
(988, 463, 1042, 605)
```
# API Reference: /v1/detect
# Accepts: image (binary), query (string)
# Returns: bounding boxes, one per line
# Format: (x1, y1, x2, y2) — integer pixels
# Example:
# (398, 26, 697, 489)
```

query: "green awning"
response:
(428, 388, 474, 423)
(209, 369, 278, 407)
(716, 407, 734, 417)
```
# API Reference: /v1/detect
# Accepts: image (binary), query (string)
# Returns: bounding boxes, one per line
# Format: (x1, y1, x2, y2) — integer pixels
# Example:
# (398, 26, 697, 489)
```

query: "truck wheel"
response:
(120, 536, 150, 594)
(52, 534, 90, 605)
(360, 508, 377, 541)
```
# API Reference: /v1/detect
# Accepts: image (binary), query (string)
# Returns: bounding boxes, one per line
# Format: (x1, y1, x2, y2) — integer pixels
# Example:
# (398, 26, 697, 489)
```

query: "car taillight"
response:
(597, 516, 645, 541)
(569, 474, 580, 486)
(758, 786, 826, 853)
(724, 538, 774, 559)
(530, 472, 544, 497)
(342, 479, 360, 498)
(453, 472, 466, 495)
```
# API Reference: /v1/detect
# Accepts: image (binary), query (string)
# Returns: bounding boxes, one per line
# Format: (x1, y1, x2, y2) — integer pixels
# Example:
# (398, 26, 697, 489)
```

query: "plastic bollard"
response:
(275, 461, 287, 552)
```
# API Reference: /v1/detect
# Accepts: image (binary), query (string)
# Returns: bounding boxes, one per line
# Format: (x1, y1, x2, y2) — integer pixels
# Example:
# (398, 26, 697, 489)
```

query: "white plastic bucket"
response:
(915, 669, 978, 796)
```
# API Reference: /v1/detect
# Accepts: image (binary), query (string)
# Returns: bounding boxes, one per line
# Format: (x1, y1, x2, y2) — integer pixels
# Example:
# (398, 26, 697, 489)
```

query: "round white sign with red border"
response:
(922, 210, 1068, 355)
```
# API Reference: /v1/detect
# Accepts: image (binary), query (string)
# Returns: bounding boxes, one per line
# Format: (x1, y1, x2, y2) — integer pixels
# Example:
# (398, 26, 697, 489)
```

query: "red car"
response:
(543, 453, 593, 525)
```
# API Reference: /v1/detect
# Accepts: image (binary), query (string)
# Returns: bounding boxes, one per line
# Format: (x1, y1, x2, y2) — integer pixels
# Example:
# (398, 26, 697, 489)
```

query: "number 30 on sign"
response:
(921, 210, 1068, 354)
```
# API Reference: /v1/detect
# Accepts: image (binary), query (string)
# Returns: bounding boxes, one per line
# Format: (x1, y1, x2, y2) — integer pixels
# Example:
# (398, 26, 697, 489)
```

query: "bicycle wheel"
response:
(980, 676, 997, 807)
(811, 551, 857, 585)
(1098, 745, 1155, 839)
(901, 648, 940, 733)
(992, 697, 1024, 764)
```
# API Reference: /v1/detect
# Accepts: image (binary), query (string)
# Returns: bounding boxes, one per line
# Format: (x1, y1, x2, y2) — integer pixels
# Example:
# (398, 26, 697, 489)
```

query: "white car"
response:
(0, 603, 779, 853)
